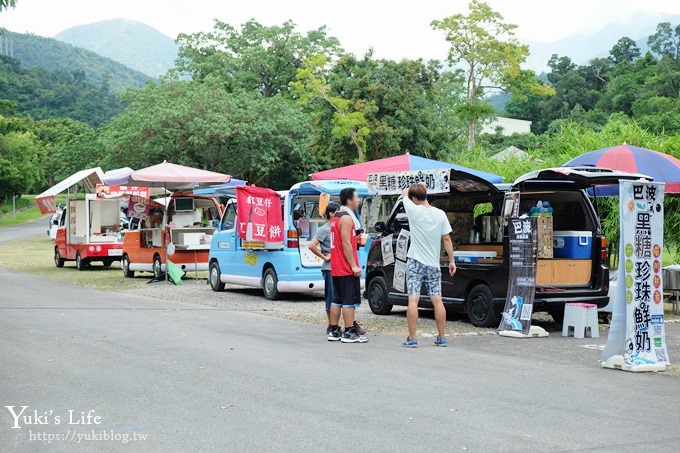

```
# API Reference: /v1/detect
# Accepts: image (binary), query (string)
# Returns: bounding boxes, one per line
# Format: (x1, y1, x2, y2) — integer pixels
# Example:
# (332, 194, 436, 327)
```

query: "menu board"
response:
(498, 217, 537, 335)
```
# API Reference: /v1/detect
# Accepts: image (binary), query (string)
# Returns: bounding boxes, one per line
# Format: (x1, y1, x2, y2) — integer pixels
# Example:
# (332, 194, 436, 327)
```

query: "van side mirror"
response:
(52, 219, 59, 225)
(374, 221, 386, 233)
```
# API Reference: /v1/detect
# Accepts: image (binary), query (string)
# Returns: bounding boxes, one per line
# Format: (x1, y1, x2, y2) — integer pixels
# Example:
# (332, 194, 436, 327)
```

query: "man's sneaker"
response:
(353, 321, 367, 335)
(434, 336, 447, 347)
(402, 337, 418, 348)
(341, 326, 368, 343)
(326, 325, 332, 335)
(327, 326, 342, 342)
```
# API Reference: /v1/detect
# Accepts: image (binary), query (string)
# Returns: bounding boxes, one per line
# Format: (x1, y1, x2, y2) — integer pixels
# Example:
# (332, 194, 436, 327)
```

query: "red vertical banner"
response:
(236, 186, 283, 243)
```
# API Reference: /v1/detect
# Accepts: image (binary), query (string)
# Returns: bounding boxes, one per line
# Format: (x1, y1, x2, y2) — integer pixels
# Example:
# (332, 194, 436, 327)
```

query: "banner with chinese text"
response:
(236, 186, 283, 245)
(367, 169, 450, 195)
(96, 184, 150, 199)
(498, 217, 538, 335)
(602, 181, 670, 369)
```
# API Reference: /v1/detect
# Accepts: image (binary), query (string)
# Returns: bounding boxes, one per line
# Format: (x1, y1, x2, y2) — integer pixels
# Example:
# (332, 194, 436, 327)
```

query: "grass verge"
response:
(0, 235, 147, 292)
(0, 196, 44, 226)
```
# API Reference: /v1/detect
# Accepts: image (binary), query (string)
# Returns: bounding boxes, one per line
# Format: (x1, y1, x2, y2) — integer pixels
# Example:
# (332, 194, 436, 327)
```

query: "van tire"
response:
(153, 255, 163, 280)
(262, 268, 280, 300)
(54, 248, 65, 268)
(210, 261, 225, 292)
(122, 254, 134, 278)
(102, 259, 113, 267)
(465, 284, 500, 327)
(75, 252, 87, 271)
(367, 276, 392, 315)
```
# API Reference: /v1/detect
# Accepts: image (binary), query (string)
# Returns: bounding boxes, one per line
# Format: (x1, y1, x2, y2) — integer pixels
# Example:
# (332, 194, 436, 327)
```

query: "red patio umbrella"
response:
(565, 143, 680, 194)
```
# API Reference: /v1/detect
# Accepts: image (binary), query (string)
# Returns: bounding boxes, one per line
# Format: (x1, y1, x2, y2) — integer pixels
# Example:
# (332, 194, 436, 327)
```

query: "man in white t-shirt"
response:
(400, 182, 456, 348)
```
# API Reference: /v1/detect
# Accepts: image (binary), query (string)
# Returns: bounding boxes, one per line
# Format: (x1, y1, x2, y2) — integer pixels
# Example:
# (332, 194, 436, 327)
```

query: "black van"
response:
(364, 167, 648, 326)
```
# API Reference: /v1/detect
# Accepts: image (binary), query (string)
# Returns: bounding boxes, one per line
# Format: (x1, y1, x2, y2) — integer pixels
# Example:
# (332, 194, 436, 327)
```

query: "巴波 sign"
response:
(602, 180, 671, 371)
(498, 217, 538, 335)
(367, 169, 450, 195)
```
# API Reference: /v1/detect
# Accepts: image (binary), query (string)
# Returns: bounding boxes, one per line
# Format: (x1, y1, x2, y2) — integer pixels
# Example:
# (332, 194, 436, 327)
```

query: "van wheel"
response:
(367, 276, 392, 315)
(54, 248, 65, 268)
(262, 268, 280, 300)
(75, 252, 87, 271)
(122, 254, 134, 278)
(466, 284, 500, 327)
(210, 261, 225, 292)
(153, 255, 163, 279)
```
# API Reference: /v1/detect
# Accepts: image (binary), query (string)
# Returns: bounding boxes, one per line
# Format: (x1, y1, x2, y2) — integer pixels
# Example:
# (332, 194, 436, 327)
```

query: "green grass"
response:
(0, 195, 44, 226)
(0, 194, 72, 226)
(0, 235, 148, 291)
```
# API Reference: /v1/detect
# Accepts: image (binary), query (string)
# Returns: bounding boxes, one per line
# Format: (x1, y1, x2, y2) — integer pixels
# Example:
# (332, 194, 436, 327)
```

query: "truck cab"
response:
(208, 180, 373, 300)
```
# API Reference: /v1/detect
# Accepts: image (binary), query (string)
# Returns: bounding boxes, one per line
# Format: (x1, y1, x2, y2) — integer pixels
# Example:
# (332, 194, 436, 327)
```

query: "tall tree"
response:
(176, 19, 341, 97)
(431, 0, 532, 150)
(609, 37, 641, 64)
(291, 54, 370, 161)
(100, 80, 315, 188)
(648, 22, 680, 60)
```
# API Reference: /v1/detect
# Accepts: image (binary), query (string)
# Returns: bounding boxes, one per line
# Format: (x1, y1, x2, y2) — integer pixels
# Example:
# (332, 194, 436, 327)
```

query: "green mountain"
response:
(0, 55, 125, 126)
(55, 19, 178, 78)
(0, 30, 150, 92)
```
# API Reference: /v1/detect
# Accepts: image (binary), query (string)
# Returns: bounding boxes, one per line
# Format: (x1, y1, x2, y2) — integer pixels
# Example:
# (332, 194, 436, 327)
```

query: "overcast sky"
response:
(2, 0, 679, 61)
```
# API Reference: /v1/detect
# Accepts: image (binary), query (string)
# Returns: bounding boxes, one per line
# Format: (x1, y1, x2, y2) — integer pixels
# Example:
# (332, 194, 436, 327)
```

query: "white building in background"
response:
(481, 116, 532, 136)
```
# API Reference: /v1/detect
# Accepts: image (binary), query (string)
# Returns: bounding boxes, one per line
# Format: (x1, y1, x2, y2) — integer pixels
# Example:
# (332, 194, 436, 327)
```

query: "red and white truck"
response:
(36, 168, 149, 270)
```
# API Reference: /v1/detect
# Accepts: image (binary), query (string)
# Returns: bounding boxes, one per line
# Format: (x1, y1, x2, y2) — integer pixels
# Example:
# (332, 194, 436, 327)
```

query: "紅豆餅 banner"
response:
(601, 180, 671, 372)
(236, 186, 283, 246)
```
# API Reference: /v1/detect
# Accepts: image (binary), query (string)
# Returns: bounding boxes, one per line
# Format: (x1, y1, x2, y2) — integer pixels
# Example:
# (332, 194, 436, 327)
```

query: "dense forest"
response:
(0, 31, 150, 92)
(0, 56, 125, 126)
(1, 1, 679, 254)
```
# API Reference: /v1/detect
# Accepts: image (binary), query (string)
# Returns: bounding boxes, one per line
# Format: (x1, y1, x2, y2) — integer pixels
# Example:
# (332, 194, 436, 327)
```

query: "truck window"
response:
(519, 191, 592, 231)
(221, 204, 237, 231)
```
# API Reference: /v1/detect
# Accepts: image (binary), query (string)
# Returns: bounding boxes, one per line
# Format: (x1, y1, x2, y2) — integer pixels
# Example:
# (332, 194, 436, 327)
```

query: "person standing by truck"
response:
(327, 188, 368, 343)
(401, 182, 456, 348)
(308, 202, 338, 334)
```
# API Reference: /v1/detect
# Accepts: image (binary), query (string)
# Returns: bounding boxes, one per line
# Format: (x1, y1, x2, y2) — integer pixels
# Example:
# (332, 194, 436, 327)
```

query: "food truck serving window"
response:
(174, 197, 195, 212)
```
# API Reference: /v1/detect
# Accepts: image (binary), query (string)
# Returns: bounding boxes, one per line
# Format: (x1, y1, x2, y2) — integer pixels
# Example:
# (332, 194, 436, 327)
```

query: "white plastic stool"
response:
(562, 303, 599, 338)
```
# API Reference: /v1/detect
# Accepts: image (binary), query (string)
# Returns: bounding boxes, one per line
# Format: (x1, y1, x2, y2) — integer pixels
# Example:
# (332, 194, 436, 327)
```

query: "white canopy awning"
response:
(35, 167, 104, 214)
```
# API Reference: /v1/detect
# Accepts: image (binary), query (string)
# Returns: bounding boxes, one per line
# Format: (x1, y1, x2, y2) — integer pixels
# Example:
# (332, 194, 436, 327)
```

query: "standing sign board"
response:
(236, 186, 284, 249)
(367, 169, 450, 195)
(602, 181, 671, 371)
(498, 217, 540, 336)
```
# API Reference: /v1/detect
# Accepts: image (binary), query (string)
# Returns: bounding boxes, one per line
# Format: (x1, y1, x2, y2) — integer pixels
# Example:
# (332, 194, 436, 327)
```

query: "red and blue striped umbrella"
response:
(565, 143, 680, 194)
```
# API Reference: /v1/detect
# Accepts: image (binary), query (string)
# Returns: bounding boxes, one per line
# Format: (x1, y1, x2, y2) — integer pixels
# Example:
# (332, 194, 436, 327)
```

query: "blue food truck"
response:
(207, 180, 374, 299)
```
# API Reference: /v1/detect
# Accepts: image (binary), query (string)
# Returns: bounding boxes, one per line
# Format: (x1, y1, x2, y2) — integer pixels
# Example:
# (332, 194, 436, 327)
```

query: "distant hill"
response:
(0, 55, 125, 126)
(55, 19, 178, 78)
(524, 13, 680, 71)
(0, 31, 150, 92)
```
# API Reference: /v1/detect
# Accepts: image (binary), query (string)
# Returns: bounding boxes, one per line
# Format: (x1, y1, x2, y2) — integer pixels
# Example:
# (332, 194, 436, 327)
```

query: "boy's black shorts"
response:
(331, 275, 361, 308)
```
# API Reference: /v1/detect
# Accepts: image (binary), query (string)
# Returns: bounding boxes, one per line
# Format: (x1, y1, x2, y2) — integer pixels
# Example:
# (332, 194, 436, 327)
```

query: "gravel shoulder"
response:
(123, 278, 496, 338)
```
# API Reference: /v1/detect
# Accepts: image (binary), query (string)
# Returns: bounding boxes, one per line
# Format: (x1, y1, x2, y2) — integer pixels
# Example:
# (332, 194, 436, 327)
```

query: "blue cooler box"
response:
(553, 231, 593, 259)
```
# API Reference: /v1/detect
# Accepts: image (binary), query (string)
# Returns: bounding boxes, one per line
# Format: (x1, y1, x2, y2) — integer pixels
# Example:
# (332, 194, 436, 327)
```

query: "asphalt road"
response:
(1, 268, 679, 453)
(0, 217, 49, 244)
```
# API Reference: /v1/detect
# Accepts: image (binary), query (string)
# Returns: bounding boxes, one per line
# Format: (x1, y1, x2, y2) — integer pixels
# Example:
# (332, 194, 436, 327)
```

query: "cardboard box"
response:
(536, 216, 553, 259)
